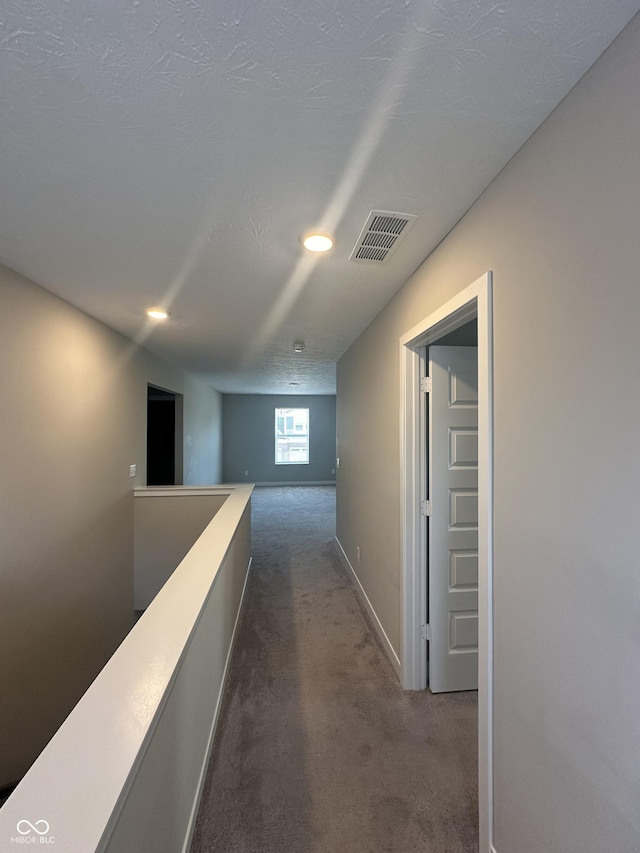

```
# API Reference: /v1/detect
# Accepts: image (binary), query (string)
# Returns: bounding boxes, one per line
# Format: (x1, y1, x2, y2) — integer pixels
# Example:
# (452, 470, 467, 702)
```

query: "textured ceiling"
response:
(1, 1, 638, 394)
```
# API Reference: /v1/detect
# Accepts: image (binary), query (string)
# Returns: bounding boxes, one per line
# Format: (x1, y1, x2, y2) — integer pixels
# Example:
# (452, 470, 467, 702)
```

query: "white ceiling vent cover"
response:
(349, 210, 418, 263)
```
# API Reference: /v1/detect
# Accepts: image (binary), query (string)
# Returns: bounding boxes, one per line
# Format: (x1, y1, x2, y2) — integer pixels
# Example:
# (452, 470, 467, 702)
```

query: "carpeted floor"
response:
(190, 486, 478, 853)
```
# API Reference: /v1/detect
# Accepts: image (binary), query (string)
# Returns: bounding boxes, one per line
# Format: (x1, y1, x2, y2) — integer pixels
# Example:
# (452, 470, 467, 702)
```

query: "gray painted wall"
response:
(184, 373, 223, 485)
(0, 265, 223, 788)
(337, 15, 640, 853)
(134, 494, 228, 609)
(223, 394, 336, 484)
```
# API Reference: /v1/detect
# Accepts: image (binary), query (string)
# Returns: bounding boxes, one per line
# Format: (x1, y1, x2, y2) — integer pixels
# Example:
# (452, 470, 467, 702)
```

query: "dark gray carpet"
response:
(191, 486, 478, 853)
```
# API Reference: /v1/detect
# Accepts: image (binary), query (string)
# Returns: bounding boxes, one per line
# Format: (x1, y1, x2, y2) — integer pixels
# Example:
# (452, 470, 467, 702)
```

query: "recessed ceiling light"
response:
(303, 233, 333, 253)
(289, 382, 299, 387)
(293, 341, 305, 353)
(147, 308, 169, 321)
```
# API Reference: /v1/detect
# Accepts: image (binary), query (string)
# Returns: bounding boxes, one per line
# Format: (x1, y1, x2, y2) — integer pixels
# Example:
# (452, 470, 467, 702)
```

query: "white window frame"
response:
(275, 407, 310, 465)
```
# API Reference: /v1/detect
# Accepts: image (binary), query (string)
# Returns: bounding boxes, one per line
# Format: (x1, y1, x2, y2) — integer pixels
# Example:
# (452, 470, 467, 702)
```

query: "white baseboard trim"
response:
(334, 537, 402, 680)
(182, 555, 253, 853)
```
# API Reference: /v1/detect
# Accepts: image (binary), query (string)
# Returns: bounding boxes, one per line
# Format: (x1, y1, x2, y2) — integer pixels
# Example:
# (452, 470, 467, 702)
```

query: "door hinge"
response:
(421, 624, 432, 641)
(420, 376, 432, 393)
(421, 499, 432, 517)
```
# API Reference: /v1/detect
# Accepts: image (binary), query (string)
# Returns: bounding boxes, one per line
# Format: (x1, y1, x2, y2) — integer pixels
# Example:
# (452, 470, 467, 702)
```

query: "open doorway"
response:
(427, 321, 478, 693)
(399, 271, 493, 853)
(147, 385, 184, 486)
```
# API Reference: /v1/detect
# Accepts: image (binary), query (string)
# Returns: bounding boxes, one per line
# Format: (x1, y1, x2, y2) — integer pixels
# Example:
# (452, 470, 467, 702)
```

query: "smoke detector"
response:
(349, 210, 417, 263)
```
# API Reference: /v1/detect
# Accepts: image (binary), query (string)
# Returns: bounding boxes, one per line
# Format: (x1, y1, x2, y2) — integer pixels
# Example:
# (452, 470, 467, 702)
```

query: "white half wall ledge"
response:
(0, 484, 253, 853)
(134, 485, 239, 497)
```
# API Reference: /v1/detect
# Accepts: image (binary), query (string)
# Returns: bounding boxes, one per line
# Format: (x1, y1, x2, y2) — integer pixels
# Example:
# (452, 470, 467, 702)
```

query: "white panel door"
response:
(428, 346, 479, 693)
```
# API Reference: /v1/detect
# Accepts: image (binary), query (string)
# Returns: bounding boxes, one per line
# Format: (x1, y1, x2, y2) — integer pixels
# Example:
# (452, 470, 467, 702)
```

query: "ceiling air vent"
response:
(349, 210, 418, 263)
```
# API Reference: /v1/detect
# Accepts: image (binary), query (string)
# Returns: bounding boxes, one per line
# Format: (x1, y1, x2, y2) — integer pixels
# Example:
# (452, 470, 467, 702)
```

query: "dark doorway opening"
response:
(147, 385, 183, 485)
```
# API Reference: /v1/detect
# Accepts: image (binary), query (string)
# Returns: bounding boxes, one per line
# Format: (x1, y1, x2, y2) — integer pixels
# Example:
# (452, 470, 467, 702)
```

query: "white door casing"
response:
(428, 346, 479, 693)
(399, 271, 493, 853)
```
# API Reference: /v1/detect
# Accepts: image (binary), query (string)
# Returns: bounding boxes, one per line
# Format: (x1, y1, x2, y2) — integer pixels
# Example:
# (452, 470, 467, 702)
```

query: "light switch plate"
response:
(129, 464, 136, 478)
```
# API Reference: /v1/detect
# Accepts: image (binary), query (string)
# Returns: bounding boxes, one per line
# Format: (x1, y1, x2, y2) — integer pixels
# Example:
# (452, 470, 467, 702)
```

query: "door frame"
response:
(399, 271, 493, 853)
(147, 384, 184, 486)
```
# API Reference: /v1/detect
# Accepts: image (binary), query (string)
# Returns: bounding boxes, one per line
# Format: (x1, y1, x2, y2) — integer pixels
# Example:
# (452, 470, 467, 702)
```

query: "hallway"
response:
(191, 486, 478, 853)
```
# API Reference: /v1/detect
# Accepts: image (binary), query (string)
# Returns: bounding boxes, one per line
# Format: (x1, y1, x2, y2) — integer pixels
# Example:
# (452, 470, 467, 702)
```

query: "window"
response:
(275, 408, 309, 464)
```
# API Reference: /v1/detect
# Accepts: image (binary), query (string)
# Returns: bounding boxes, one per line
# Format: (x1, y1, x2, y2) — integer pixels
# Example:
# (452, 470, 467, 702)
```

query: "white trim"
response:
(399, 338, 428, 691)
(334, 536, 402, 679)
(182, 555, 253, 853)
(134, 485, 236, 497)
(399, 272, 494, 853)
